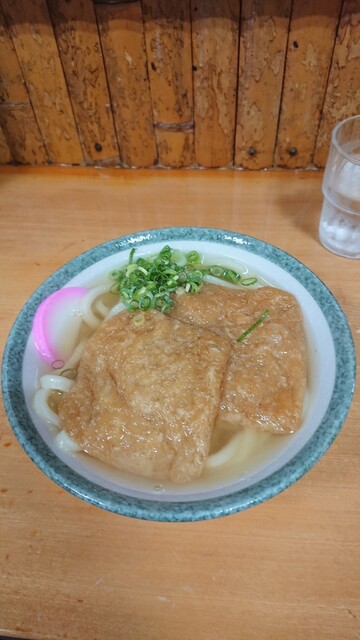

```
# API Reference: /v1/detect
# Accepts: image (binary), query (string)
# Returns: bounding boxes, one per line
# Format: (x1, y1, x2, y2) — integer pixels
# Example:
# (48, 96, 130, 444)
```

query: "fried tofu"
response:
(171, 284, 307, 434)
(58, 309, 230, 483)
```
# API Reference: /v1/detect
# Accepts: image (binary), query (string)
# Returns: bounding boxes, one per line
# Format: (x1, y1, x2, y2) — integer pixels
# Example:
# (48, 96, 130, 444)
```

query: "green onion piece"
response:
(207, 265, 241, 283)
(109, 245, 247, 315)
(129, 247, 136, 264)
(208, 265, 224, 278)
(139, 296, 151, 310)
(222, 268, 241, 283)
(136, 257, 147, 267)
(136, 266, 149, 276)
(186, 251, 201, 264)
(159, 245, 172, 259)
(236, 309, 270, 343)
(241, 276, 258, 286)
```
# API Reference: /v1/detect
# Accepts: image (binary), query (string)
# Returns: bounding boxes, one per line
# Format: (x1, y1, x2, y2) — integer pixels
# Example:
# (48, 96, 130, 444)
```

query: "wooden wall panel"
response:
(0, 123, 12, 163)
(47, 0, 120, 165)
(0, 1, 358, 169)
(0, 107, 48, 164)
(235, 0, 291, 169)
(142, 0, 192, 125)
(155, 128, 194, 167)
(142, 0, 193, 166)
(0, 6, 31, 103)
(191, 0, 240, 168)
(275, 0, 342, 169)
(1, 0, 83, 165)
(96, 2, 157, 168)
(314, 0, 360, 167)
(0, 3, 47, 164)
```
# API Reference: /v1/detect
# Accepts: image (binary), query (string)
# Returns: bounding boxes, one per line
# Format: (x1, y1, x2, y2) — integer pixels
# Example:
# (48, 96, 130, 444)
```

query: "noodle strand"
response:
(58, 339, 87, 372)
(33, 389, 59, 427)
(40, 374, 73, 392)
(80, 284, 110, 329)
(206, 431, 244, 468)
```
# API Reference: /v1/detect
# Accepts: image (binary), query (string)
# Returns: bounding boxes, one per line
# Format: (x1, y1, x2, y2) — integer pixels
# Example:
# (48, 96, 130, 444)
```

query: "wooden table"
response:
(0, 167, 359, 640)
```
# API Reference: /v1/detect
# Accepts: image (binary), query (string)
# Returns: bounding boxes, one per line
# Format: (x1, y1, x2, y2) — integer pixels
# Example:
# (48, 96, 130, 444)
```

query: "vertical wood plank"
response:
(156, 129, 194, 167)
(0, 5, 31, 103)
(142, 0, 194, 167)
(0, 3, 47, 164)
(1, 0, 83, 164)
(191, 0, 240, 168)
(96, 2, 157, 167)
(142, 0, 193, 125)
(0, 107, 49, 164)
(0, 122, 12, 163)
(47, 0, 120, 165)
(314, 0, 360, 167)
(235, 0, 291, 169)
(274, 0, 342, 168)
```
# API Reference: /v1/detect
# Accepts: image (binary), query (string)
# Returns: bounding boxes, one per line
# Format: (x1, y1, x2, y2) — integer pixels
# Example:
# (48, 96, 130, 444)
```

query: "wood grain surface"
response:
(0, 4, 47, 164)
(142, 0, 194, 166)
(142, 0, 193, 125)
(0, 123, 11, 163)
(155, 127, 195, 167)
(47, 0, 120, 165)
(1, 0, 83, 165)
(0, 167, 359, 640)
(274, 0, 342, 168)
(235, 0, 291, 169)
(0, 2, 359, 168)
(96, 1, 157, 168)
(314, 0, 360, 166)
(192, 0, 240, 167)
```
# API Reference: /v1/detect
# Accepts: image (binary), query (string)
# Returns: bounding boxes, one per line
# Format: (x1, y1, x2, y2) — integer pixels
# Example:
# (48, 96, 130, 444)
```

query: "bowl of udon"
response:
(2, 227, 356, 521)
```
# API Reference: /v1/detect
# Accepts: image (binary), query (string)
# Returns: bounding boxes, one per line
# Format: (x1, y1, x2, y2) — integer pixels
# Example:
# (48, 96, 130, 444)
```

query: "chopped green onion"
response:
(136, 258, 147, 267)
(186, 250, 201, 264)
(129, 247, 136, 264)
(139, 296, 151, 310)
(207, 265, 241, 283)
(222, 268, 241, 284)
(241, 276, 258, 286)
(236, 309, 270, 343)
(109, 246, 258, 314)
(208, 265, 223, 278)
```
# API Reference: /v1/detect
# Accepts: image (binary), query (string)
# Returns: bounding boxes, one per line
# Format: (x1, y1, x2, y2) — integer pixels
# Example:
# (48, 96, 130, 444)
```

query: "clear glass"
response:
(319, 115, 360, 259)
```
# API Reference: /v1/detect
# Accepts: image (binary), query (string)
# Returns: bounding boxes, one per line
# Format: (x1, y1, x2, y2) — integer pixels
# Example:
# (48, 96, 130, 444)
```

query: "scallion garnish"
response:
(129, 247, 136, 264)
(241, 277, 258, 287)
(110, 246, 258, 314)
(237, 309, 270, 343)
(207, 265, 241, 284)
(186, 250, 201, 264)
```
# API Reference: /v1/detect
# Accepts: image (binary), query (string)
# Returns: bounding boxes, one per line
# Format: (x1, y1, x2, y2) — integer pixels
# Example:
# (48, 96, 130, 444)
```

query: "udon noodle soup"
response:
(30, 246, 308, 496)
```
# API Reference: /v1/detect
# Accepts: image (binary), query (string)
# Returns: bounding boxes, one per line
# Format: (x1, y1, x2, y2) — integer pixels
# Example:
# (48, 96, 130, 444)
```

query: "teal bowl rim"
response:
(1, 227, 356, 521)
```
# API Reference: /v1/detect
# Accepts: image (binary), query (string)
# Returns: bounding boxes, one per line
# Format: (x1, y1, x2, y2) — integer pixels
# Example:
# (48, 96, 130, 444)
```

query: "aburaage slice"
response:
(58, 309, 231, 483)
(171, 284, 307, 434)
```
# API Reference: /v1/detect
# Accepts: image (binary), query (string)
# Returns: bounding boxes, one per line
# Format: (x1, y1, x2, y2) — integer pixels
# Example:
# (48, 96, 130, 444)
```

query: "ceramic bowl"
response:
(2, 227, 356, 521)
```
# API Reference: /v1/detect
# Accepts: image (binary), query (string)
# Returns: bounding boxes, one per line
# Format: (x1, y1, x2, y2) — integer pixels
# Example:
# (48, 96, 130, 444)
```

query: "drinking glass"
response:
(319, 115, 360, 259)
